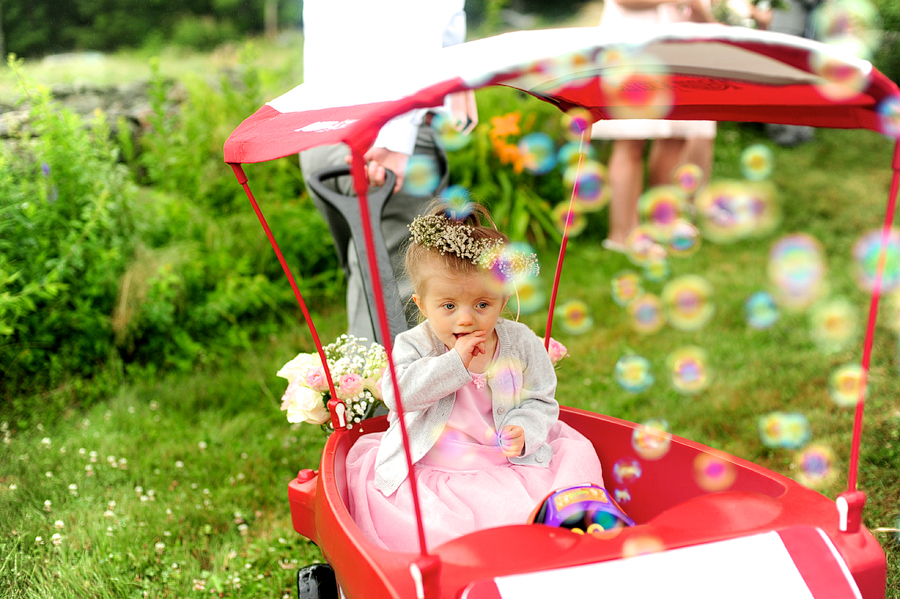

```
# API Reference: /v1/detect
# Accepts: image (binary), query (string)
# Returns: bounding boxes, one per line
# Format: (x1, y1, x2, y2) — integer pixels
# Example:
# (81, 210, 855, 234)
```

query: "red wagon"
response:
(224, 24, 898, 599)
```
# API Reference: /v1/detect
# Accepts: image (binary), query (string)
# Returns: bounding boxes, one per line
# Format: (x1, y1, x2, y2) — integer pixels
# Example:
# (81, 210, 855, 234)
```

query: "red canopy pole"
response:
(837, 138, 900, 533)
(229, 164, 341, 421)
(544, 125, 591, 349)
(346, 150, 431, 559)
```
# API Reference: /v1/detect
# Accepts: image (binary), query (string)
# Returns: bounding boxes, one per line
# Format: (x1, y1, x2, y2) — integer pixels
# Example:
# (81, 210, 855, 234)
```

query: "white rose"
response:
(277, 352, 321, 383)
(285, 386, 330, 425)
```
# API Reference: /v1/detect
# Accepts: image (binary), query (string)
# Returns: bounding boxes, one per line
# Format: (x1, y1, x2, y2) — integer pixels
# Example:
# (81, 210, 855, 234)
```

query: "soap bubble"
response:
(632, 419, 672, 461)
(519, 133, 557, 175)
(402, 155, 441, 197)
(557, 299, 593, 335)
(809, 297, 858, 353)
(758, 412, 811, 449)
(768, 233, 827, 311)
(745, 291, 780, 329)
(662, 275, 714, 332)
(740, 144, 774, 181)
(601, 51, 673, 120)
(693, 453, 737, 492)
(672, 163, 705, 195)
(628, 293, 665, 334)
(552, 202, 587, 237)
(431, 112, 472, 151)
(612, 458, 643, 485)
(794, 445, 836, 488)
(852, 228, 900, 294)
(667, 346, 711, 395)
(828, 363, 866, 408)
(439, 185, 475, 220)
(611, 271, 643, 307)
(614, 355, 654, 393)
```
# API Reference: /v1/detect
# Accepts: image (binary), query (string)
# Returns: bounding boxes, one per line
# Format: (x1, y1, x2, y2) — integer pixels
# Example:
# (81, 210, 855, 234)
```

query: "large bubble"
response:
(561, 108, 595, 141)
(632, 419, 672, 461)
(693, 453, 737, 492)
(639, 185, 688, 241)
(666, 219, 702, 258)
(628, 293, 666, 334)
(557, 299, 594, 335)
(552, 202, 587, 237)
(614, 355, 654, 393)
(508, 277, 545, 316)
(758, 412, 812, 449)
(810, 297, 859, 353)
(672, 163, 705, 196)
(740, 144, 775, 181)
(878, 96, 900, 138)
(667, 346, 711, 395)
(625, 225, 667, 267)
(852, 228, 900, 294)
(439, 185, 475, 221)
(518, 133, 557, 175)
(695, 181, 780, 243)
(612, 457, 643, 485)
(565, 161, 611, 212)
(611, 270, 643, 307)
(745, 291, 780, 329)
(600, 50, 674, 120)
(794, 445, 836, 488)
(430, 112, 472, 152)
(402, 155, 441, 197)
(828, 363, 866, 408)
(662, 275, 714, 331)
(768, 233, 827, 311)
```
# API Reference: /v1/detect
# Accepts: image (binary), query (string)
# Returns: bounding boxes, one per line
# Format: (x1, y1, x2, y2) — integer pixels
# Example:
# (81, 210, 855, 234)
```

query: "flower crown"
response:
(408, 213, 540, 280)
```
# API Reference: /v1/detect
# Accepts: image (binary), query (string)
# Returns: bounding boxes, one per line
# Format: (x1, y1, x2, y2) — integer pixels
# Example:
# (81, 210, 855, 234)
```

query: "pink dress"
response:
(345, 372, 606, 552)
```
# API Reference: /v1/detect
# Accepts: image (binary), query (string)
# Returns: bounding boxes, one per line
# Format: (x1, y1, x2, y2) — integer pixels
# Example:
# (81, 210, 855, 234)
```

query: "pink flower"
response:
(305, 366, 330, 393)
(337, 373, 363, 399)
(364, 367, 385, 400)
(547, 337, 569, 366)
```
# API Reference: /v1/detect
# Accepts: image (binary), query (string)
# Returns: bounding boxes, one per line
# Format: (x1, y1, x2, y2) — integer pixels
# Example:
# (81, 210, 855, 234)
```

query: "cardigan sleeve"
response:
(382, 325, 471, 413)
(501, 326, 559, 459)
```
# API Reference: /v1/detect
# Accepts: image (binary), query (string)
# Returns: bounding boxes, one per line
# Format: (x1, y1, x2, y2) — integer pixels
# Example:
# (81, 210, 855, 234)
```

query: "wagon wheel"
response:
(306, 166, 405, 345)
(296, 563, 338, 599)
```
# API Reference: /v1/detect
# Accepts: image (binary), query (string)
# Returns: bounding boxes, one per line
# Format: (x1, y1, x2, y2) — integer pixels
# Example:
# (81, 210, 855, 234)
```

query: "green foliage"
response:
(0, 55, 137, 416)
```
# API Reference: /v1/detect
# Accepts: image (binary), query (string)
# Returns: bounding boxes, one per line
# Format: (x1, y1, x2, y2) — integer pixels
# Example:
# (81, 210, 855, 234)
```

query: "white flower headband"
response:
(408, 213, 540, 280)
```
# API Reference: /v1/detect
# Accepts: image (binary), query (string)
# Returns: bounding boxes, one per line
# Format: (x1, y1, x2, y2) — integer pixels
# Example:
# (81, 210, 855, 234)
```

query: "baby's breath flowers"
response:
(409, 213, 539, 280)
(278, 335, 387, 432)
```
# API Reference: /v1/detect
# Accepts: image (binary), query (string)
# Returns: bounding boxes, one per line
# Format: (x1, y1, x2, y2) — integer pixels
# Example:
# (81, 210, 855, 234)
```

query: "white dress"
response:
(591, 0, 718, 140)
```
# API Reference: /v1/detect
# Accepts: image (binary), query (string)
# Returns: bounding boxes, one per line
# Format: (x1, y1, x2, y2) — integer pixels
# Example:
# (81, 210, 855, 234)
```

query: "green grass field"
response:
(1, 38, 899, 598)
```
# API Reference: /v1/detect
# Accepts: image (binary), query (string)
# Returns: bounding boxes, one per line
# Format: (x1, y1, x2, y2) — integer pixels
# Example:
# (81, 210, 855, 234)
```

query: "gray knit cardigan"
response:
(373, 318, 559, 496)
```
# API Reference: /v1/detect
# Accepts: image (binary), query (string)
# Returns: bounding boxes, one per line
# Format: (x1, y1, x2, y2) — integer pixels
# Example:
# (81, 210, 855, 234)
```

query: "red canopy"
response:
(224, 23, 900, 165)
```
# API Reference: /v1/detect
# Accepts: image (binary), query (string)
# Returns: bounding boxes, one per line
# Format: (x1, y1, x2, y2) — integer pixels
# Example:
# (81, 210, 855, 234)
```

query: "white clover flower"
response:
(35, 536, 44, 545)
(155, 542, 165, 552)
(51, 533, 62, 546)
(85, 465, 93, 476)
(89, 451, 98, 463)
(8, 484, 16, 491)
(103, 510, 115, 519)
(78, 448, 86, 455)
(68, 484, 78, 496)
(44, 500, 52, 511)
(198, 441, 207, 451)
(108, 500, 116, 509)
(134, 486, 143, 494)
(149, 401, 158, 411)
(118, 458, 127, 469)
(127, 406, 135, 414)
(45, 471, 53, 478)
(175, 461, 184, 469)
(40, 437, 51, 448)
(238, 523, 249, 536)
(54, 520, 64, 529)
(140, 495, 148, 502)
(236, 473, 245, 480)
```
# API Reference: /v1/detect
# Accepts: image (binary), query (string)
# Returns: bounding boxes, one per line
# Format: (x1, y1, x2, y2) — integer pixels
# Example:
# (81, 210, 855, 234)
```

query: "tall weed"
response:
(0, 56, 137, 422)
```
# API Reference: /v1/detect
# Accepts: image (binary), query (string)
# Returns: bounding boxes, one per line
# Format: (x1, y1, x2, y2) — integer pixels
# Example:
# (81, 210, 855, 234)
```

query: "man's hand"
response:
(346, 148, 409, 193)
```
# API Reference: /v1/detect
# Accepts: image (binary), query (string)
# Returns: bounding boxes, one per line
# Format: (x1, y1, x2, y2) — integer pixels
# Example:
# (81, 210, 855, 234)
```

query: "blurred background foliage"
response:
(0, 0, 899, 426)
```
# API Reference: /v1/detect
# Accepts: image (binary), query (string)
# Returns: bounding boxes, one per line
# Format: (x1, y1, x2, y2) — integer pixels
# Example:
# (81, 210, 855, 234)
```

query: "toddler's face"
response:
(413, 268, 508, 351)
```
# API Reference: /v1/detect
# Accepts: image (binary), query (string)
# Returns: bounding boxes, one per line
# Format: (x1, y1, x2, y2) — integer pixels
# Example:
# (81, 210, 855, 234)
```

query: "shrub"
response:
(0, 56, 138, 418)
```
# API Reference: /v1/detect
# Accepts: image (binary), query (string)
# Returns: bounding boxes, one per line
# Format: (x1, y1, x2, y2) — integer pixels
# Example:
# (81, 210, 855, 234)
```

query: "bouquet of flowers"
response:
(278, 335, 387, 431)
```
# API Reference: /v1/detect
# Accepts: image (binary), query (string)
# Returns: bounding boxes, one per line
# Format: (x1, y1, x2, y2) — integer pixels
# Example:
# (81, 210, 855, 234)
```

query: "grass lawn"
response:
(1, 48, 899, 599)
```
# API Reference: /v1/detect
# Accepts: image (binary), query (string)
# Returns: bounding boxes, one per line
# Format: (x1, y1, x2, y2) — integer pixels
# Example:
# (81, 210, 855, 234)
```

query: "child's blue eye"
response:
(477, 302, 489, 309)
(442, 303, 455, 310)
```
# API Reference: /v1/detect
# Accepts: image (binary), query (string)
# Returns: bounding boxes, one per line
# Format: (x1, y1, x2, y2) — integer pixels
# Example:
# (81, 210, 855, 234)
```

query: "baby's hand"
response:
(454, 330, 486, 369)
(499, 425, 525, 458)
